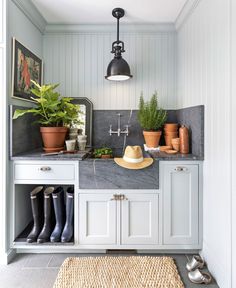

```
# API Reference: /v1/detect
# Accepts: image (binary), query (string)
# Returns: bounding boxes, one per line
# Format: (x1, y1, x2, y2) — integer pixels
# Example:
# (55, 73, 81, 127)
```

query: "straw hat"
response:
(114, 146, 153, 170)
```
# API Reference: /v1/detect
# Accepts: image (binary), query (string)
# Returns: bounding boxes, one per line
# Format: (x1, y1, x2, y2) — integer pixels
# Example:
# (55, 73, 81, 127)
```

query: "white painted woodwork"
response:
(121, 194, 159, 245)
(176, 0, 233, 286)
(79, 194, 117, 245)
(0, 0, 7, 264)
(14, 163, 75, 181)
(31, 0, 187, 24)
(11, 161, 79, 248)
(232, 1, 236, 287)
(43, 29, 176, 110)
(162, 164, 199, 245)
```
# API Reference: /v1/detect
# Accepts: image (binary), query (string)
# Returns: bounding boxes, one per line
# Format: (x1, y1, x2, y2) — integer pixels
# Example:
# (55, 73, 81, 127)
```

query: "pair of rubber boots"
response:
(27, 186, 74, 243)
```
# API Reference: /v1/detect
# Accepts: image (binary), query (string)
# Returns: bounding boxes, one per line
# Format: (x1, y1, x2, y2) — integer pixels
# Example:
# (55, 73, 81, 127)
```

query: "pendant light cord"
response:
(117, 17, 120, 43)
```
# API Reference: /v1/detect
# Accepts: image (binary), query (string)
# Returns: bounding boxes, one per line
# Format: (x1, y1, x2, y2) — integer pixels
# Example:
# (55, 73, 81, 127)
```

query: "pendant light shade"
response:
(105, 8, 132, 81)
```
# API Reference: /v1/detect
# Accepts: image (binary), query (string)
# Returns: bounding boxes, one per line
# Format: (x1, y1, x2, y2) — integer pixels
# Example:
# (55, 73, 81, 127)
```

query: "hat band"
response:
(123, 155, 144, 163)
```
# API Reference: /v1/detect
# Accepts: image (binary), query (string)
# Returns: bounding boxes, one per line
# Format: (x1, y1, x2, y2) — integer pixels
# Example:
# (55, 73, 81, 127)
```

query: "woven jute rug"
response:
(53, 256, 184, 288)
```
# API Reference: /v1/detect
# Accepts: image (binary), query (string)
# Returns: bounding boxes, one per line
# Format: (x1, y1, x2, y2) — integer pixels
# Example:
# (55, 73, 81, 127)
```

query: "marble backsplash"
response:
(10, 105, 42, 157)
(10, 105, 204, 158)
(93, 105, 204, 157)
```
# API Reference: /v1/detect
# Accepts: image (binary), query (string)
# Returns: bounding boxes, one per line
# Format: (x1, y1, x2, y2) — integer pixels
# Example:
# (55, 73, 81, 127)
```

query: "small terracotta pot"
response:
(143, 130, 162, 148)
(164, 123, 178, 132)
(171, 137, 180, 144)
(101, 154, 112, 159)
(172, 143, 180, 152)
(40, 127, 68, 152)
(165, 134, 179, 147)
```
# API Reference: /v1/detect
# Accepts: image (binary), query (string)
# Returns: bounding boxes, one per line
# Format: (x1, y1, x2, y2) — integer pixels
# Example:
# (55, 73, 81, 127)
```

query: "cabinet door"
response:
(121, 194, 159, 245)
(163, 164, 199, 245)
(79, 194, 117, 245)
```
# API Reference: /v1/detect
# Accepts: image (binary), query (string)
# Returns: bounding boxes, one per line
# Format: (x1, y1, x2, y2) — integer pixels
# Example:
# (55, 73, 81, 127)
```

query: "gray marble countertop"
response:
(10, 149, 203, 161)
(148, 151, 203, 161)
(10, 149, 91, 161)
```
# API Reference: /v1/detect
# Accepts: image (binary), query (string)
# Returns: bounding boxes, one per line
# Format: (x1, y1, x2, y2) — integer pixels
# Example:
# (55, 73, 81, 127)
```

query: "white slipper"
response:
(188, 268, 212, 284)
(186, 255, 204, 271)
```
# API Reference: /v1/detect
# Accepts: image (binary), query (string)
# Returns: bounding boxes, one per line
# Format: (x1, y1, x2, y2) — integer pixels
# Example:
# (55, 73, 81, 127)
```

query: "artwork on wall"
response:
(12, 38, 43, 102)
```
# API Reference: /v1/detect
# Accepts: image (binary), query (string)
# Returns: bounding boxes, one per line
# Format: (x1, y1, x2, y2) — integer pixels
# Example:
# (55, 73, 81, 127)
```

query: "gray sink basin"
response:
(79, 149, 159, 189)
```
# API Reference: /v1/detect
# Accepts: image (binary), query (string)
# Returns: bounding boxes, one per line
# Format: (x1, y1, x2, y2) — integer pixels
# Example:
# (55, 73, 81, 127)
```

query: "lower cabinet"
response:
(162, 163, 200, 245)
(79, 194, 117, 245)
(79, 193, 159, 246)
(121, 194, 159, 245)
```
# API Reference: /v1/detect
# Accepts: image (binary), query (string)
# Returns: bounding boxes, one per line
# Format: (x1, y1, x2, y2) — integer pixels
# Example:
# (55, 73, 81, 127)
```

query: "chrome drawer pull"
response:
(175, 166, 187, 172)
(110, 194, 119, 201)
(39, 166, 51, 171)
(120, 194, 128, 201)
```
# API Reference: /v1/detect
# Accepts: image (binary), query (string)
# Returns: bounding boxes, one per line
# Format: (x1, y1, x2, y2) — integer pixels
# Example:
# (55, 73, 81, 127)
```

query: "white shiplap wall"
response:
(0, 0, 7, 263)
(176, 0, 232, 287)
(43, 27, 176, 110)
(231, 1, 236, 286)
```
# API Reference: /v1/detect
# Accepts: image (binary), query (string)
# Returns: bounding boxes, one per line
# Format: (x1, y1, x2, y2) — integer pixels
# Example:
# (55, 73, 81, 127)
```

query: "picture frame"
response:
(12, 37, 43, 102)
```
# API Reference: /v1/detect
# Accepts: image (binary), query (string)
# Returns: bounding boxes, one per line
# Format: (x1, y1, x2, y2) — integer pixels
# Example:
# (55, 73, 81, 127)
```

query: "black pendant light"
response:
(105, 8, 132, 81)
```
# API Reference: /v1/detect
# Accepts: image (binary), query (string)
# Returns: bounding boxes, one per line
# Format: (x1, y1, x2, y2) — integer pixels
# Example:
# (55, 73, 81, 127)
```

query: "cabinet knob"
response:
(39, 166, 51, 171)
(175, 166, 187, 172)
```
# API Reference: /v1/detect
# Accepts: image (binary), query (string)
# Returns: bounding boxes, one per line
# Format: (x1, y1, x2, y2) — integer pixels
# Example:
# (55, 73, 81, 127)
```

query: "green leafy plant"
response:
(13, 80, 83, 127)
(94, 147, 113, 158)
(138, 91, 167, 131)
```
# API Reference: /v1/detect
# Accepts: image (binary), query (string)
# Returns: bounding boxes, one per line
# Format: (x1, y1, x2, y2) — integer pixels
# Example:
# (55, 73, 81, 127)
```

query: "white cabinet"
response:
(79, 192, 159, 246)
(79, 194, 117, 245)
(12, 160, 79, 250)
(162, 163, 199, 245)
(121, 194, 159, 245)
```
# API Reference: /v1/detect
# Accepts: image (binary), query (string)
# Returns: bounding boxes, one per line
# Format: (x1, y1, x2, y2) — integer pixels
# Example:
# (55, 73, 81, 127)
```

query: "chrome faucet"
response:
(109, 113, 129, 137)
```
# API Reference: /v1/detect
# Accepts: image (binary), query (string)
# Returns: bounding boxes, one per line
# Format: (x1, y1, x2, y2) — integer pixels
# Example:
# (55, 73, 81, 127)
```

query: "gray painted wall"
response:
(5, 0, 44, 255)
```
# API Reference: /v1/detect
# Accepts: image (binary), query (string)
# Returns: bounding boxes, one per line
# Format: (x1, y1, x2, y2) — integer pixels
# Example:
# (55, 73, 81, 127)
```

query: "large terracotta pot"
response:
(164, 123, 178, 132)
(143, 131, 162, 148)
(40, 127, 68, 152)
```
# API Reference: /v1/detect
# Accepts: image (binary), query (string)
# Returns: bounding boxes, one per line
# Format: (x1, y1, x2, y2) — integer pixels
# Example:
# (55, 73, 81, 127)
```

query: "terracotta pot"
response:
(171, 137, 180, 144)
(164, 135, 172, 147)
(165, 134, 179, 147)
(40, 127, 68, 152)
(101, 154, 112, 159)
(143, 131, 162, 148)
(164, 131, 178, 136)
(164, 123, 178, 132)
(172, 143, 180, 152)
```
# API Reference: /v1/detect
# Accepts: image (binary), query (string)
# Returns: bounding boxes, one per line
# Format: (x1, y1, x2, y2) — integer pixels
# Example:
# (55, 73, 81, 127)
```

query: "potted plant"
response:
(138, 91, 167, 148)
(13, 81, 82, 152)
(94, 147, 113, 159)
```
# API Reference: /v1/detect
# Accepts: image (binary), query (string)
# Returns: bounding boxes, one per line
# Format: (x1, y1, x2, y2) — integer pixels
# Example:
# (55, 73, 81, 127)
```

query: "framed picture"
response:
(12, 38, 43, 102)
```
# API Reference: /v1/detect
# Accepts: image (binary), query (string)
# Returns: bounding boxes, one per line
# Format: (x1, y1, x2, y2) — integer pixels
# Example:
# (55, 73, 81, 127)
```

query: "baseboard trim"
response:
(16, 249, 107, 254)
(0, 249, 16, 264)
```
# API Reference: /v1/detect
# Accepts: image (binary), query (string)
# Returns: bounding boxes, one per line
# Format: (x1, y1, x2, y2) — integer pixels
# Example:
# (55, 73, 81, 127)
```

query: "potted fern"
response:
(138, 91, 167, 148)
(13, 81, 81, 152)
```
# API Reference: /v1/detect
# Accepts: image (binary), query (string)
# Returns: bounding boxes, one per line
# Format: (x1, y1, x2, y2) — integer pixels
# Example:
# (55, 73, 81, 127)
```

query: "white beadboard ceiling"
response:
(31, 0, 187, 24)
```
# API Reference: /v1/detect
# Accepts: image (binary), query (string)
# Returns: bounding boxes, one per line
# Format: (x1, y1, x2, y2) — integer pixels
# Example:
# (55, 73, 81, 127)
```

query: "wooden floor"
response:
(0, 253, 219, 288)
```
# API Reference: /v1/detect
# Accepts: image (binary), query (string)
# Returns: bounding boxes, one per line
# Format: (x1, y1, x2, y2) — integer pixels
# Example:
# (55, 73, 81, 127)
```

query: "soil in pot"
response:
(40, 127, 68, 153)
(143, 131, 162, 148)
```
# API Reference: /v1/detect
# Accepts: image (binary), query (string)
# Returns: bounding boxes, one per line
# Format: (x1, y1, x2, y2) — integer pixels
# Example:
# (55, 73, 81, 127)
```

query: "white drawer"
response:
(14, 163, 75, 181)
